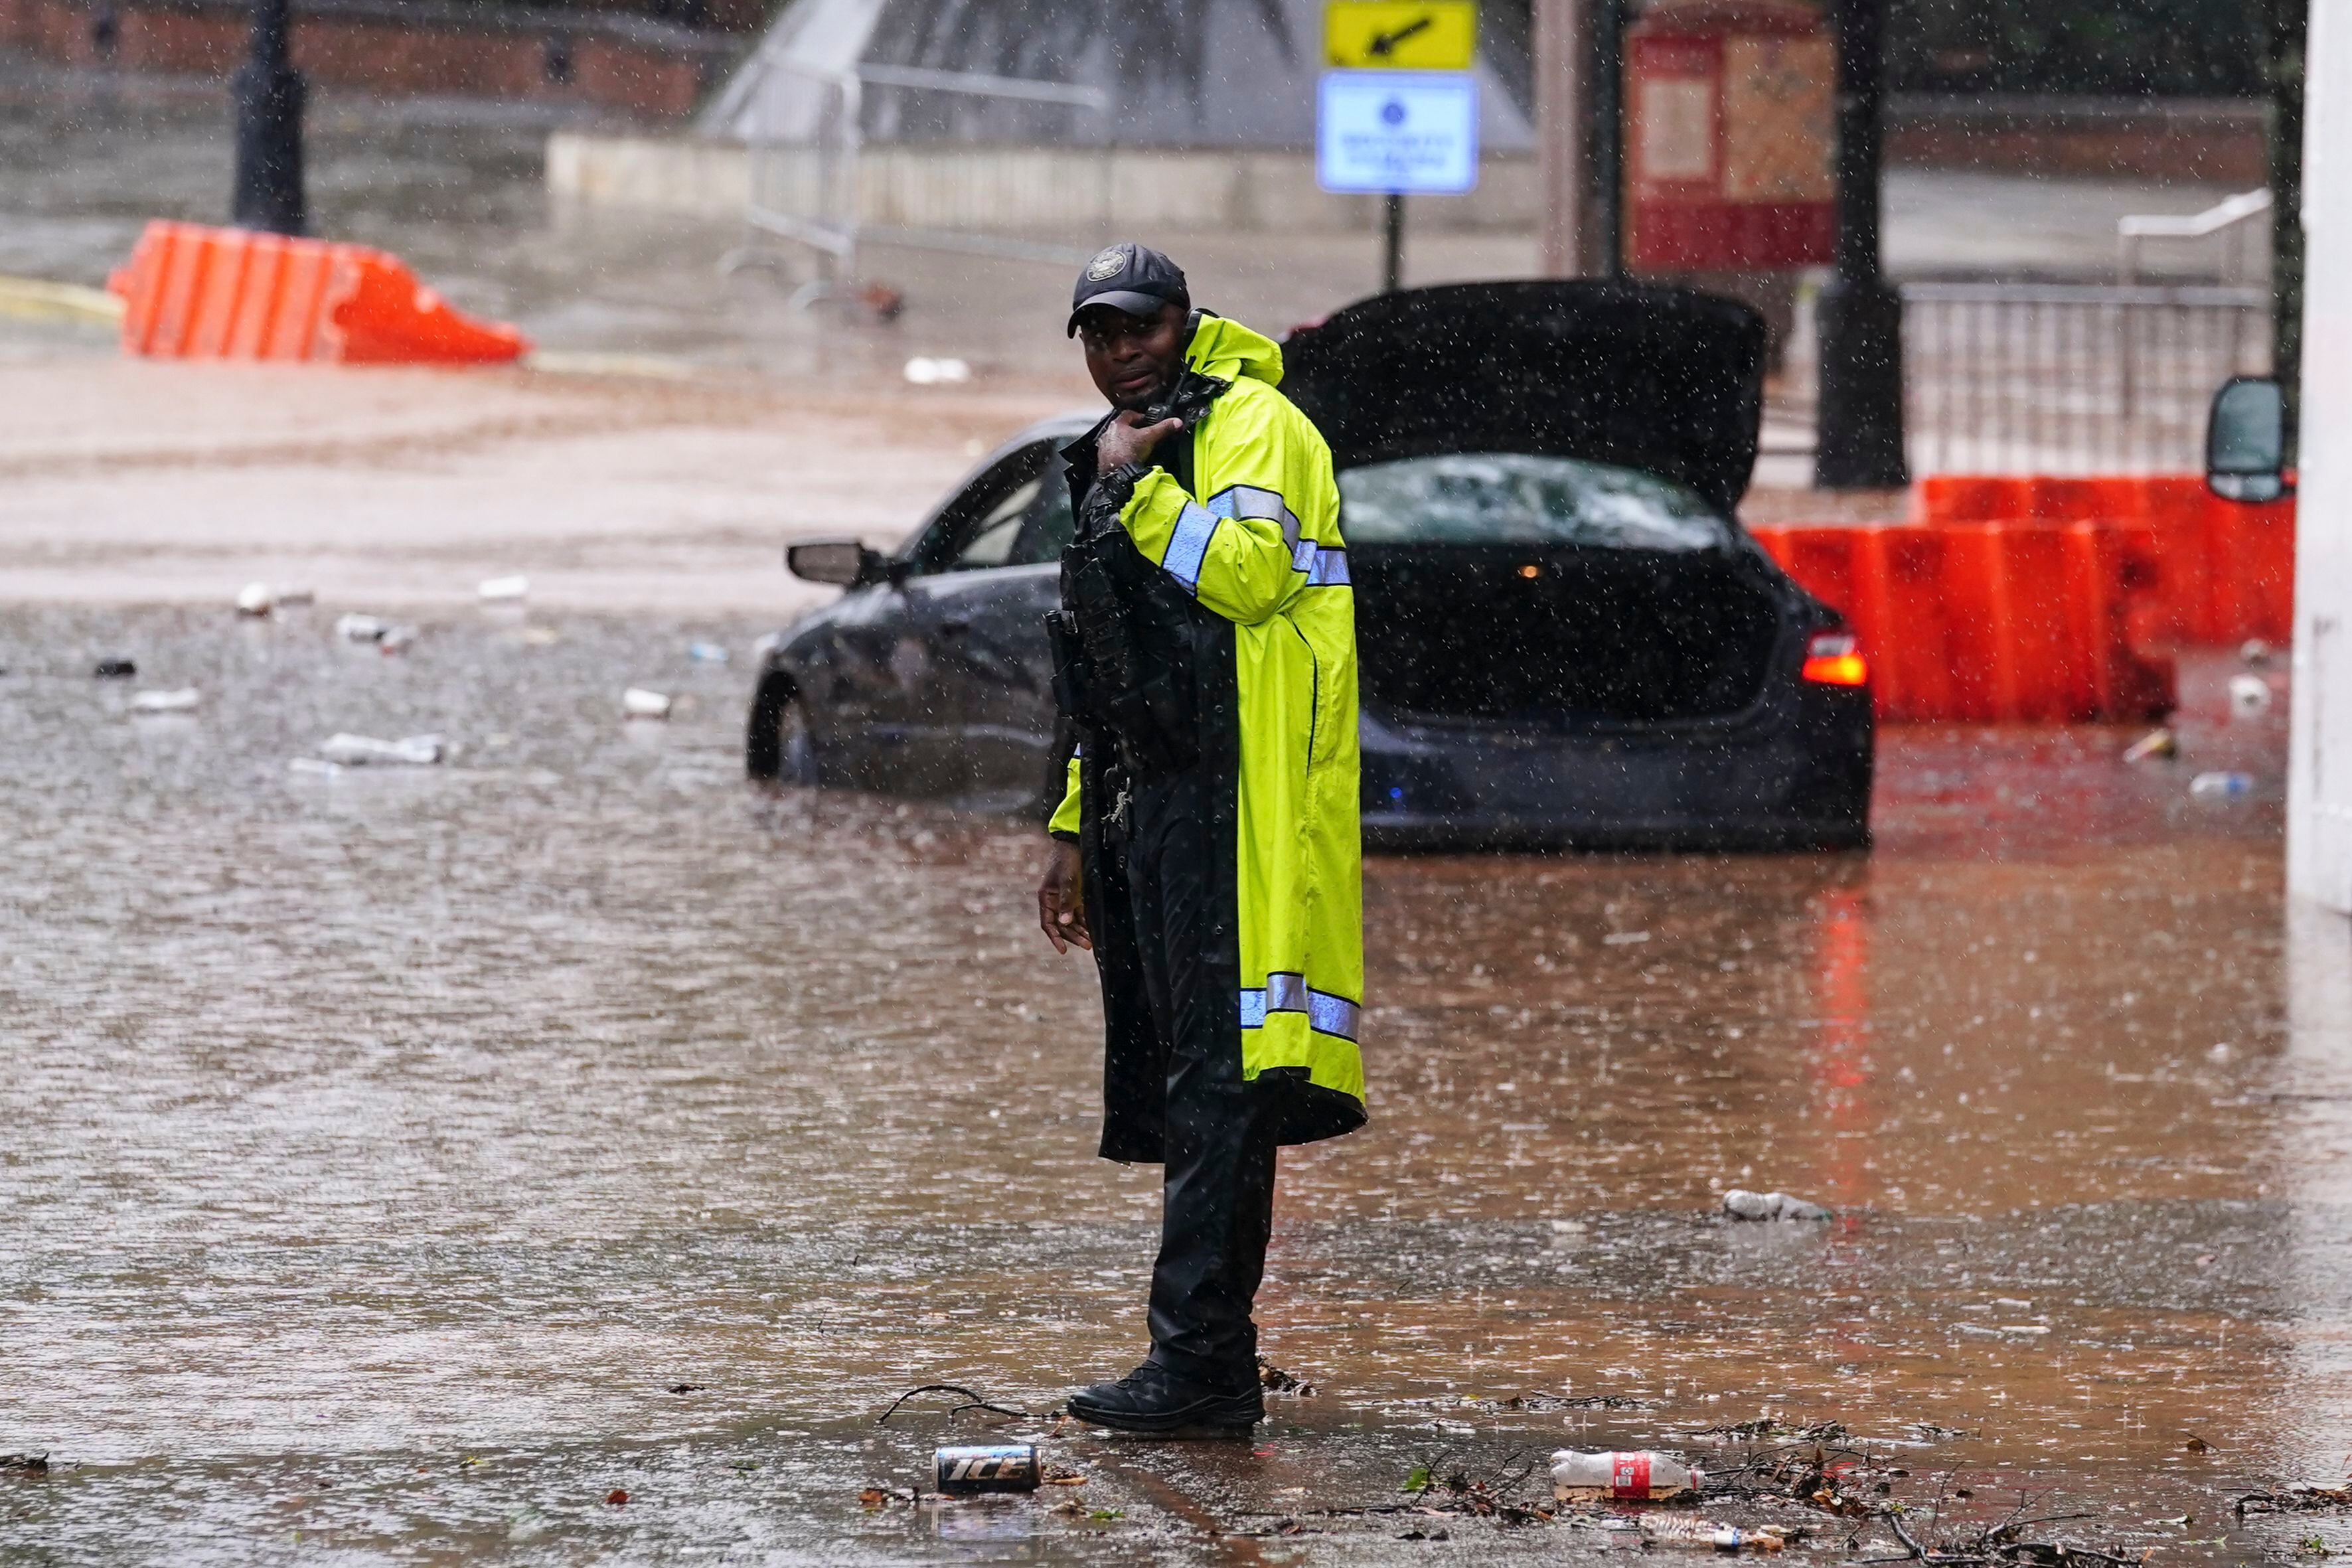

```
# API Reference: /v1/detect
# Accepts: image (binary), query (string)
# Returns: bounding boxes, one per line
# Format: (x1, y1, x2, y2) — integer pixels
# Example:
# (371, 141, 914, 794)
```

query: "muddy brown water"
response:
(3, 604, 2345, 1563)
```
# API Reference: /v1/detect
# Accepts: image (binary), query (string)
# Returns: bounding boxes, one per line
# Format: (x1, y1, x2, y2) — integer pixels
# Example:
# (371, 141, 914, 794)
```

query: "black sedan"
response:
(747, 281, 1873, 850)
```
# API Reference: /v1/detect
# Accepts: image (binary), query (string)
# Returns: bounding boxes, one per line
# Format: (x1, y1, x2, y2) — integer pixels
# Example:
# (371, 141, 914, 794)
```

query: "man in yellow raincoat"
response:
(1034, 243, 1364, 1434)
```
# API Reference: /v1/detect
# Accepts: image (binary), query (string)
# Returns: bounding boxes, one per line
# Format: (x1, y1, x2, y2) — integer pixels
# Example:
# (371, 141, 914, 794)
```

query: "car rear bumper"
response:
(1358, 693, 1873, 852)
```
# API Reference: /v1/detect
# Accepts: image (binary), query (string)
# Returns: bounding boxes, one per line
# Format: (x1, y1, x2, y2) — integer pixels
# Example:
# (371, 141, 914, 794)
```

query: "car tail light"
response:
(1802, 631, 1869, 686)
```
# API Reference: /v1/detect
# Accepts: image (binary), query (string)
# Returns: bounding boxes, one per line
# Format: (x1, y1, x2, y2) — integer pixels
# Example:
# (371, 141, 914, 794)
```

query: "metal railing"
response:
(1903, 281, 2272, 475)
(718, 53, 1114, 302)
(2118, 188, 2272, 285)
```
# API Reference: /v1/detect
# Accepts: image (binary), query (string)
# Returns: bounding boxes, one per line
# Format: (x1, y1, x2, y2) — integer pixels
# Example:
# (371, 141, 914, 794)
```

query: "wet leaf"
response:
(1403, 1464, 1433, 1494)
(1089, 1508, 1123, 1522)
(2185, 1433, 2212, 1452)
(605, 1488, 629, 1506)
(668, 1383, 709, 1395)
(858, 1488, 888, 1509)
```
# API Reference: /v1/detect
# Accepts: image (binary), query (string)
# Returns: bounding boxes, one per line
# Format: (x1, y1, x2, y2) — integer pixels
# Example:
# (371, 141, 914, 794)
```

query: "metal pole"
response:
(1534, 0, 1588, 275)
(1812, 0, 1907, 489)
(1593, 0, 1624, 277)
(1382, 193, 1405, 293)
(230, 0, 306, 234)
(2270, 0, 2306, 458)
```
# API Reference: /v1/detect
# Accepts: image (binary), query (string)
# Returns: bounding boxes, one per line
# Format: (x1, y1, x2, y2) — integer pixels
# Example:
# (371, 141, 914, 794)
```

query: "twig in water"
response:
(876, 1383, 1035, 1426)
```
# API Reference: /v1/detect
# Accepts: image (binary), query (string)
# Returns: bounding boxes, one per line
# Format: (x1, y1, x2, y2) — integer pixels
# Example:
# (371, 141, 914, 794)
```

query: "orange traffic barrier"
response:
(1912, 473, 2294, 647)
(107, 220, 526, 365)
(1751, 520, 2175, 724)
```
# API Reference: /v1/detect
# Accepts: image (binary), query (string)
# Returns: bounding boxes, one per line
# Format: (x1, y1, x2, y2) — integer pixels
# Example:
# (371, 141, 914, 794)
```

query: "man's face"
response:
(1077, 302, 1189, 412)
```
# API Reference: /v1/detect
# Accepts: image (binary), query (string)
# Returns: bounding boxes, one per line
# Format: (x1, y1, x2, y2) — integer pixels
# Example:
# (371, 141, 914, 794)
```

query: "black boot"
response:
(1067, 1360, 1263, 1435)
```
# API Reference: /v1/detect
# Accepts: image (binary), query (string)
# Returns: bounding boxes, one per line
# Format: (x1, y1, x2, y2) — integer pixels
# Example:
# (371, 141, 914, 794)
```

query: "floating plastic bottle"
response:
(478, 575, 529, 601)
(687, 641, 730, 664)
(131, 688, 200, 713)
(319, 732, 445, 766)
(1550, 1450, 1701, 1501)
(623, 688, 673, 720)
(2189, 771, 2254, 799)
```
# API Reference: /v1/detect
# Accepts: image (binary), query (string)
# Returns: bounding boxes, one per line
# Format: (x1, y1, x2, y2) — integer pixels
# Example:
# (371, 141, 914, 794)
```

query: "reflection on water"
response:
(2, 605, 2345, 1562)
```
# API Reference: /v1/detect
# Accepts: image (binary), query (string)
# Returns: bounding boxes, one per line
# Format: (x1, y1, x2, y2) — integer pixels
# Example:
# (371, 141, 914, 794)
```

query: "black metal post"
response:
(1593, 0, 1624, 277)
(1813, 0, 1907, 489)
(2270, 0, 2306, 460)
(231, 0, 307, 234)
(1382, 193, 1405, 293)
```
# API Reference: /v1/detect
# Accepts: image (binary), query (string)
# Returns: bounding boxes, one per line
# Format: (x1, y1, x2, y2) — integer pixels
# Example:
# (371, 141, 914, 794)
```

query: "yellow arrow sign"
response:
(1324, 0, 1476, 70)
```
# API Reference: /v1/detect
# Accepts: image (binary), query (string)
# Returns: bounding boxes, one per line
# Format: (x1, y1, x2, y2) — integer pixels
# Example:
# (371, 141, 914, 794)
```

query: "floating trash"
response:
(934, 1444, 1040, 1496)
(479, 575, 529, 601)
(1551, 1450, 1701, 1502)
(93, 658, 135, 679)
(335, 613, 390, 643)
(234, 582, 274, 617)
(319, 733, 445, 766)
(2189, 771, 2254, 799)
(687, 641, 730, 665)
(1721, 1190, 1832, 1222)
(131, 688, 200, 713)
(903, 356, 971, 386)
(2229, 673, 2273, 719)
(623, 688, 673, 720)
(2122, 728, 2177, 762)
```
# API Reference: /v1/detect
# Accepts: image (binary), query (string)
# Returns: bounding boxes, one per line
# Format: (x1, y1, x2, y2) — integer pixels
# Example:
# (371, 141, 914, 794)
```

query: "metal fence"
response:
(720, 54, 1114, 302)
(1903, 282, 2273, 475)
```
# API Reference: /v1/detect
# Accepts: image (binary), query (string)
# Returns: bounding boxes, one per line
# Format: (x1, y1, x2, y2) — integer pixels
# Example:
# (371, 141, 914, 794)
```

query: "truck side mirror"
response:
(2206, 376, 2290, 503)
(786, 540, 888, 586)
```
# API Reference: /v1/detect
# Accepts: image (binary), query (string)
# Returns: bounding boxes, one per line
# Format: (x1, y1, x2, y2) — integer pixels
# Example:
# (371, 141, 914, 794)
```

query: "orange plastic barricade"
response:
(1906, 473, 2296, 647)
(1750, 520, 2175, 724)
(108, 220, 527, 366)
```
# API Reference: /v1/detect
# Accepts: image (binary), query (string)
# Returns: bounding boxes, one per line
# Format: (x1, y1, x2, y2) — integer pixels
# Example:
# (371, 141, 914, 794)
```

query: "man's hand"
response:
(1037, 839, 1092, 954)
(1097, 410, 1182, 471)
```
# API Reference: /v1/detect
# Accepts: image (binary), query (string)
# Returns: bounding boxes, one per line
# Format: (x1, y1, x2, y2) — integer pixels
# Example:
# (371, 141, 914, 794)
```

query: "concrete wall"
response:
(548, 133, 1543, 232)
(2292, 10, 2352, 915)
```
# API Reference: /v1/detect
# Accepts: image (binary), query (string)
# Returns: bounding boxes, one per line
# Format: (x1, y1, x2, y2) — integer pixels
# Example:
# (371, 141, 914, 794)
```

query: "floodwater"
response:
(3, 603, 2345, 1563)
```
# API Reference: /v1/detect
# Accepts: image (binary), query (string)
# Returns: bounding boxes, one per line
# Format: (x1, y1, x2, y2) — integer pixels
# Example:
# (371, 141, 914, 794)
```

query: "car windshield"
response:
(1337, 453, 1733, 552)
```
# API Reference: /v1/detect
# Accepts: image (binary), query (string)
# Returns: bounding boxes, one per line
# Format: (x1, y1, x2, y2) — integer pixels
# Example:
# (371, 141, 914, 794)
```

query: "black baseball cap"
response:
(1067, 242, 1188, 336)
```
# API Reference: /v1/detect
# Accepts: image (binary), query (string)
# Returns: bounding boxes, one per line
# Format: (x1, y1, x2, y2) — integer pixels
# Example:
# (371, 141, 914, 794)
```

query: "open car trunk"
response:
(1352, 544, 1783, 728)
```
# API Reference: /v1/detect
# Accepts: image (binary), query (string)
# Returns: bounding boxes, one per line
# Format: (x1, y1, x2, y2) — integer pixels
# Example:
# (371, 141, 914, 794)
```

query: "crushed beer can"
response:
(933, 1443, 1041, 1496)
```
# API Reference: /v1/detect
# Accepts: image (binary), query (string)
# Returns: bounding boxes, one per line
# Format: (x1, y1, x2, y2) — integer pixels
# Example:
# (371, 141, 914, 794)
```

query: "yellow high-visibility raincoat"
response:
(1051, 315, 1365, 1154)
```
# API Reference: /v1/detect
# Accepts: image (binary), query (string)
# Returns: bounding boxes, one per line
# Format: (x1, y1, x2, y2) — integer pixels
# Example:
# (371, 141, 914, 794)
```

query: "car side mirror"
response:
(786, 539, 889, 586)
(2207, 376, 2291, 503)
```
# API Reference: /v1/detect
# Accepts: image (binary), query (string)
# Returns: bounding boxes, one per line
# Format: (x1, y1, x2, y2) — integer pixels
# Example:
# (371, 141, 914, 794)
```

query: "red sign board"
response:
(1625, 0, 1834, 272)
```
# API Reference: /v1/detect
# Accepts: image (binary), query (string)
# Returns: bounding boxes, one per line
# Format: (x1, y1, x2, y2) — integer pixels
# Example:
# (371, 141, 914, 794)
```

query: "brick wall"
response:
(0, 0, 737, 118)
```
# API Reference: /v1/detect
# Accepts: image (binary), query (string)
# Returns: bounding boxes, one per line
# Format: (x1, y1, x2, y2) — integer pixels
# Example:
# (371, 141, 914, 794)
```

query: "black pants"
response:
(1121, 766, 1279, 1388)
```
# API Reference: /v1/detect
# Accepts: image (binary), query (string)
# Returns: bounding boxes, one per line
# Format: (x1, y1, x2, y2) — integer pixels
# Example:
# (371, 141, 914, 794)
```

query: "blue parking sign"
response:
(1316, 70, 1479, 195)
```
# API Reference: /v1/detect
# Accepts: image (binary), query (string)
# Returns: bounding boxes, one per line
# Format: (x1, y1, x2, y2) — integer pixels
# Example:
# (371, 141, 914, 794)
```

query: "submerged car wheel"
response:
(745, 672, 816, 783)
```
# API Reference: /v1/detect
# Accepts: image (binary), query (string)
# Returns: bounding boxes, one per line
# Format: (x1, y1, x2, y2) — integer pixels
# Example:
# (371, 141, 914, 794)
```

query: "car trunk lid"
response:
(1281, 281, 1767, 515)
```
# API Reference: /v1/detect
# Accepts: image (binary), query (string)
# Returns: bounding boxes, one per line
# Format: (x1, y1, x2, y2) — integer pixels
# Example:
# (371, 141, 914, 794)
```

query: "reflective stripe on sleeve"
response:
(1160, 500, 1221, 591)
(1288, 540, 1350, 586)
(1239, 975, 1362, 1041)
(1206, 485, 1302, 550)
